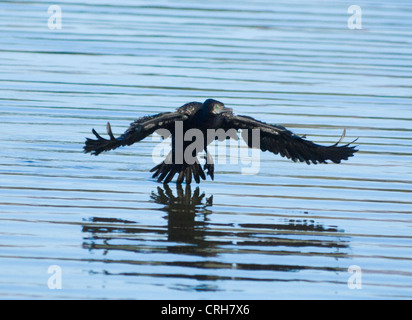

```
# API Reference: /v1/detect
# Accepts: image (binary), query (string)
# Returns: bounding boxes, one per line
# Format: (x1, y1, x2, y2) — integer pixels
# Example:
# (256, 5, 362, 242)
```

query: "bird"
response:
(84, 99, 358, 184)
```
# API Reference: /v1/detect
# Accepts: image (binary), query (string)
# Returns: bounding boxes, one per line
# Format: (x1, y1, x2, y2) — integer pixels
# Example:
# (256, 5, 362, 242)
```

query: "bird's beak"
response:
(221, 107, 233, 114)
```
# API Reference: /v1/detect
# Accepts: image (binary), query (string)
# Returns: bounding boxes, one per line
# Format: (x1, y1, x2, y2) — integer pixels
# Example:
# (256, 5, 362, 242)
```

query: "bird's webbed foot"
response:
(204, 163, 214, 180)
(203, 151, 214, 180)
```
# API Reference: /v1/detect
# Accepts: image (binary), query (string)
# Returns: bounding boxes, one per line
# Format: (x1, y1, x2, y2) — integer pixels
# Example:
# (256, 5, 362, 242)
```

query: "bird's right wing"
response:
(84, 112, 187, 155)
(222, 114, 358, 164)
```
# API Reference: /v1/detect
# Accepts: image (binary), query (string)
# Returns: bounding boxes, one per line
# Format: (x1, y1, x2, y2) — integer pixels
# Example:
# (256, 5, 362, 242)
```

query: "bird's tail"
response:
(84, 122, 126, 155)
(150, 152, 214, 184)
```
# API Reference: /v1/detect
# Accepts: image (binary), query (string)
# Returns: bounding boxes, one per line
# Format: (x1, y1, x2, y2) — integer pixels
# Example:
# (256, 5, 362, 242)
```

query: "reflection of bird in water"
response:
(151, 184, 213, 214)
(81, 184, 216, 257)
(84, 99, 358, 184)
(151, 184, 213, 252)
(81, 184, 350, 276)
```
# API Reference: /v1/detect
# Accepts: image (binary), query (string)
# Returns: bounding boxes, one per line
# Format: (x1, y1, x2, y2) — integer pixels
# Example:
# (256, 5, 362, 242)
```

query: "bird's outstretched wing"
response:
(84, 112, 186, 155)
(222, 114, 358, 164)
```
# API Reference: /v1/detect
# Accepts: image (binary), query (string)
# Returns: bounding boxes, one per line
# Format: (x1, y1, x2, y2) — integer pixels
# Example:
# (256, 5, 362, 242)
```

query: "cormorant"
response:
(84, 99, 358, 184)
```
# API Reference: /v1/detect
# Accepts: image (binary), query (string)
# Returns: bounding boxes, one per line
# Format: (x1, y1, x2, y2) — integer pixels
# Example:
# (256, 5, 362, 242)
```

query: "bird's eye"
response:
(214, 104, 223, 110)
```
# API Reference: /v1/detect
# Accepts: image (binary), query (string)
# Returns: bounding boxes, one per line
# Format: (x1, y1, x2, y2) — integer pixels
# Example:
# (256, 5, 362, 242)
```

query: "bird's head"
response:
(202, 99, 233, 116)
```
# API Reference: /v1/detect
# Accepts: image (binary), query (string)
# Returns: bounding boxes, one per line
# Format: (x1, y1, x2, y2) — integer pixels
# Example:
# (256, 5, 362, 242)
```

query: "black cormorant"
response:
(84, 99, 358, 184)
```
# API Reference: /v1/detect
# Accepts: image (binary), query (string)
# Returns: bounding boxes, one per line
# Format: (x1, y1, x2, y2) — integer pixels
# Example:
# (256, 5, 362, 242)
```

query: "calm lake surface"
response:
(1, 0, 412, 299)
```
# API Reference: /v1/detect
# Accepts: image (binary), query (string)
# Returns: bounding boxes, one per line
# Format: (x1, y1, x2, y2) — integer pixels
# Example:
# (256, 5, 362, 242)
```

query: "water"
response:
(1, 0, 412, 299)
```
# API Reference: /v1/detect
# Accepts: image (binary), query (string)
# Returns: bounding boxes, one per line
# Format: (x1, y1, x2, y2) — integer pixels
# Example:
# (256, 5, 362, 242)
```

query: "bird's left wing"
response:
(222, 114, 358, 164)
(84, 112, 187, 155)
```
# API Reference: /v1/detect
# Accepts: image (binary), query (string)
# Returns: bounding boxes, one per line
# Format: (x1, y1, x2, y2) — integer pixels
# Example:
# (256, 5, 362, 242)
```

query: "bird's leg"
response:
(203, 147, 214, 180)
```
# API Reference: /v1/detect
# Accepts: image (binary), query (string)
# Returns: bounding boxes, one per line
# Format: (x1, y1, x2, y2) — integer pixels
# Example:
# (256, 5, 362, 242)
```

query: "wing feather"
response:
(84, 112, 186, 155)
(223, 114, 358, 164)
